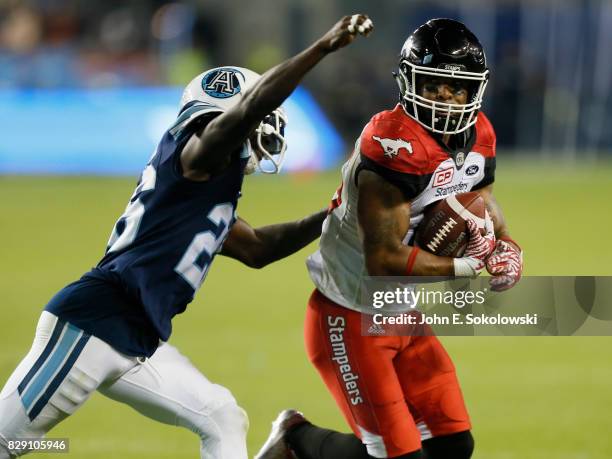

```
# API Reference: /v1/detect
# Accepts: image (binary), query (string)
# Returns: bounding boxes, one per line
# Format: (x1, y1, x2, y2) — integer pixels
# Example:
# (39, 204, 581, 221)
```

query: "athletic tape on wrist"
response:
(453, 257, 481, 277)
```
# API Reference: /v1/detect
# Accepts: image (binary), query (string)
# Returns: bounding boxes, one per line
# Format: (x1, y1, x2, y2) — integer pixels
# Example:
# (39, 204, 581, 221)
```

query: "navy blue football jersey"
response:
(46, 102, 249, 356)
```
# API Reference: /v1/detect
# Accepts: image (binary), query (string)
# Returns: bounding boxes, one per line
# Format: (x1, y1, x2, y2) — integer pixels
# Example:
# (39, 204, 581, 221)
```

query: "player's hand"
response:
(453, 217, 496, 277)
(316, 14, 373, 53)
(465, 215, 496, 260)
(486, 238, 523, 291)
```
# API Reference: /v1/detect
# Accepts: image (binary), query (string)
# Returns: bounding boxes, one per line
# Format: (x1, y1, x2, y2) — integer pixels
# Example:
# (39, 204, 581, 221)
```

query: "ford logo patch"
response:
(466, 165, 479, 176)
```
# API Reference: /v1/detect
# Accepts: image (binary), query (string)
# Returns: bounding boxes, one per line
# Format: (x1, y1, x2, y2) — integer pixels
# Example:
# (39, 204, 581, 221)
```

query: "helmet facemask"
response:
(246, 108, 288, 174)
(396, 60, 488, 135)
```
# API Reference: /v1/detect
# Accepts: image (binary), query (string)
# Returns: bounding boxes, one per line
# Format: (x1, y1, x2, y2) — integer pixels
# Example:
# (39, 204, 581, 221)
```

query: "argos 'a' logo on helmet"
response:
(202, 68, 244, 98)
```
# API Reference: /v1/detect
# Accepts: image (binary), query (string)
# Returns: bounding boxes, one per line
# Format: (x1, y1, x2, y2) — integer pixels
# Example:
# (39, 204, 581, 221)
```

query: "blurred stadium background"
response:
(1, 0, 611, 458)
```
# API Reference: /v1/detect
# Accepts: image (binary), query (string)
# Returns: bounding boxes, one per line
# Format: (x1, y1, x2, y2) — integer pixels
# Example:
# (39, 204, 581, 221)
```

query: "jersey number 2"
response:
(174, 203, 233, 291)
(107, 163, 233, 292)
(107, 164, 157, 253)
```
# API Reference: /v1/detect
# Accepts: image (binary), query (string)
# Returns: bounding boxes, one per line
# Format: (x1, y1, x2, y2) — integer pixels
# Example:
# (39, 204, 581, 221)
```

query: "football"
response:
(415, 192, 486, 257)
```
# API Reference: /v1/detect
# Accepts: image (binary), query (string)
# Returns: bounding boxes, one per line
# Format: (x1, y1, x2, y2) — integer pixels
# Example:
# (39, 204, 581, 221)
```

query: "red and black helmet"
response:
(395, 18, 489, 135)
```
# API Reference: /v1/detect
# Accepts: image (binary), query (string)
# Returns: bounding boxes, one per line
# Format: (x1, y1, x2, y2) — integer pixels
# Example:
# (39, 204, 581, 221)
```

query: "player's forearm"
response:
(478, 186, 510, 239)
(487, 200, 510, 239)
(238, 15, 372, 125)
(184, 15, 372, 172)
(188, 47, 340, 170)
(189, 45, 329, 166)
(238, 43, 329, 124)
(251, 209, 327, 268)
(365, 245, 454, 277)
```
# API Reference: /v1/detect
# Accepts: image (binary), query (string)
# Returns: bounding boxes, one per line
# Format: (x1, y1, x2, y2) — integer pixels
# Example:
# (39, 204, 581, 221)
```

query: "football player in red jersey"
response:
(257, 18, 523, 459)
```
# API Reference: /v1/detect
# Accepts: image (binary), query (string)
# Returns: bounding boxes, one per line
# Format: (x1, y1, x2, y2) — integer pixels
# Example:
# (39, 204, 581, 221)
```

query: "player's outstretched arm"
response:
(220, 210, 327, 269)
(181, 14, 373, 174)
(358, 170, 493, 277)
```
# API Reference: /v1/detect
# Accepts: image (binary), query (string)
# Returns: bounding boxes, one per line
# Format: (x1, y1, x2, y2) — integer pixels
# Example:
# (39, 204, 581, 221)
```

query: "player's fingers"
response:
(466, 219, 481, 238)
(487, 253, 510, 270)
(486, 255, 503, 271)
(498, 240, 511, 252)
(358, 17, 374, 35)
(490, 274, 508, 286)
(490, 275, 515, 292)
(347, 14, 373, 35)
(348, 14, 359, 33)
(487, 263, 507, 275)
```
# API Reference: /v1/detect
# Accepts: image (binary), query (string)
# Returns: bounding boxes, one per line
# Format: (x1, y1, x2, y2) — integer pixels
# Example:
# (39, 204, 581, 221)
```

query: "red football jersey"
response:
(307, 104, 497, 314)
(358, 104, 495, 199)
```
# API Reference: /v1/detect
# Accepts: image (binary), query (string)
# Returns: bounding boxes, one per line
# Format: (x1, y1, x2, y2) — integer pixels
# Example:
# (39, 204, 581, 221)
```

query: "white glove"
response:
(453, 214, 496, 277)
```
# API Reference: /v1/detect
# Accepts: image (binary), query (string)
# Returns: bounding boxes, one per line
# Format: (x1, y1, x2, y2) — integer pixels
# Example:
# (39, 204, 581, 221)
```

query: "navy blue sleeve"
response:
(155, 102, 223, 182)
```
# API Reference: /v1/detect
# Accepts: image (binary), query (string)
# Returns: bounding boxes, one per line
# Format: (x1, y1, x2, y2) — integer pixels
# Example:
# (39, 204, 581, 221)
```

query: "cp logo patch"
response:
(433, 167, 454, 187)
(202, 68, 243, 98)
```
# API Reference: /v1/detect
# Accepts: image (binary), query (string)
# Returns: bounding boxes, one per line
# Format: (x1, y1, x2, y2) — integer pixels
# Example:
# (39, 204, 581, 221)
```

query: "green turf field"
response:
(1, 160, 612, 458)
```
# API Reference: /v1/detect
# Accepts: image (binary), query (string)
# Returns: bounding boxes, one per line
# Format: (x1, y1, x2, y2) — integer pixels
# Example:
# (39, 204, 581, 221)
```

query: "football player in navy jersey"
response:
(0, 14, 373, 459)
(257, 19, 524, 459)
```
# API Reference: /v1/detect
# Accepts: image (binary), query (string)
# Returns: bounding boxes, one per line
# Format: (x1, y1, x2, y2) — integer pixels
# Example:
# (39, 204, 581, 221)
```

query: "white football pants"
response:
(0, 312, 248, 458)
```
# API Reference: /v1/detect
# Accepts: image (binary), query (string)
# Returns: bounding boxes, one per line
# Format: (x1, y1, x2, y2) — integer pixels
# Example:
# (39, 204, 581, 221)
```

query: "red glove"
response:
(486, 237, 523, 291)
(453, 217, 496, 277)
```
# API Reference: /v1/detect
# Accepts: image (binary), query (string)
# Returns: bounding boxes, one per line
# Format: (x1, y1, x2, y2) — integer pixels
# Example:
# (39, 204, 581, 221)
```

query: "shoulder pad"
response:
(474, 111, 496, 158)
(168, 101, 223, 141)
(155, 101, 223, 171)
(359, 110, 429, 175)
